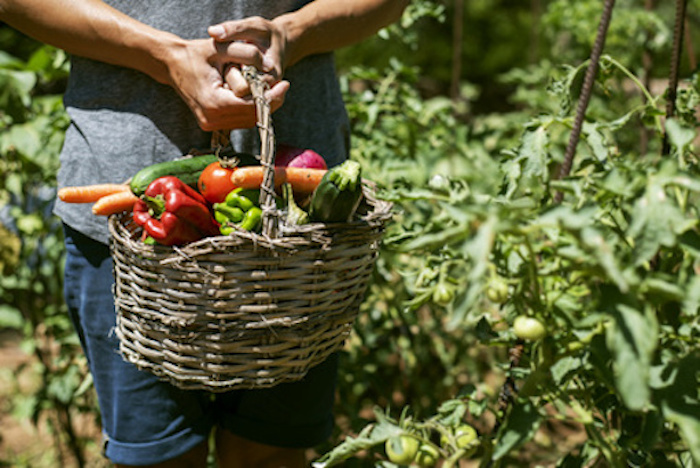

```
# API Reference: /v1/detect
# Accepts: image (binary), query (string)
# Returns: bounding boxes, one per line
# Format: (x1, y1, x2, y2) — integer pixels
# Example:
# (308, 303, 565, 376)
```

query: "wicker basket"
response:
(109, 67, 392, 391)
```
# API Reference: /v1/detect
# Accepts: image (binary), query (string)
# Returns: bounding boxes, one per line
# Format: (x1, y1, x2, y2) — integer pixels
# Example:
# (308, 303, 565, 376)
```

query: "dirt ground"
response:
(0, 329, 106, 468)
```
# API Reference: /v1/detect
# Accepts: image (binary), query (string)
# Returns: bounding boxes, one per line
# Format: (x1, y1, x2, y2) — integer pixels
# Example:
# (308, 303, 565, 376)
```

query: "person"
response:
(0, 1, 408, 466)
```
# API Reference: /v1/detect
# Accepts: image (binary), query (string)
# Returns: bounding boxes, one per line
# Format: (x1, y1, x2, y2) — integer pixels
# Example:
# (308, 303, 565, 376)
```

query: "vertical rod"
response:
(553, 0, 616, 204)
(661, 0, 689, 156)
(640, 0, 656, 156)
(450, 0, 465, 100)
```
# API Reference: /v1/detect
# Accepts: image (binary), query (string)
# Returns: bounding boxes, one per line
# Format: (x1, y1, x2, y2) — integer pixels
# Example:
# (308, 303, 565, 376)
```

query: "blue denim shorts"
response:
(62, 224, 338, 466)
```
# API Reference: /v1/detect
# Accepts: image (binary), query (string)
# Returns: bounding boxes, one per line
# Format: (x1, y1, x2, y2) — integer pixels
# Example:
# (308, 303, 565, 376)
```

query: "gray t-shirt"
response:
(54, 0, 350, 244)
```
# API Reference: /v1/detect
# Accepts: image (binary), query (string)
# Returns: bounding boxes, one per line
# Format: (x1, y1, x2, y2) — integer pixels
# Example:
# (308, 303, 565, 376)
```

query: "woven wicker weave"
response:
(109, 67, 392, 391)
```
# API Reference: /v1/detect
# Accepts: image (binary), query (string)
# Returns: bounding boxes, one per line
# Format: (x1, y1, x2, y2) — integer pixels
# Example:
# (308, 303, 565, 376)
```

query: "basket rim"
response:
(108, 181, 393, 257)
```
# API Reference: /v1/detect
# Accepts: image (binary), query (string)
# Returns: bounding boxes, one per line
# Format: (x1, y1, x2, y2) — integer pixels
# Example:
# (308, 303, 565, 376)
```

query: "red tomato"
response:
(197, 162, 237, 204)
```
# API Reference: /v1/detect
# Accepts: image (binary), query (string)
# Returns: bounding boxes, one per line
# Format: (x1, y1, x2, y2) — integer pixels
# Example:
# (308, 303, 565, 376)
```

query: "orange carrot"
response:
(58, 184, 130, 203)
(91, 191, 139, 216)
(230, 166, 327, 193)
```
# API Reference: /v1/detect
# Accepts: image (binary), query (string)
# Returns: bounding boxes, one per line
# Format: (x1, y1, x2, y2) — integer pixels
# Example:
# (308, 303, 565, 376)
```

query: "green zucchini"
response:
(129, 152, 259, 195)
(309, 160, 363, 223)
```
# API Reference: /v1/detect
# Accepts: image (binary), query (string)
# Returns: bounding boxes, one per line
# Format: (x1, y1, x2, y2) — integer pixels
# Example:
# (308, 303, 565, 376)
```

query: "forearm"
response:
(0, 0, 181, 84)
(274, 0, 408, 68)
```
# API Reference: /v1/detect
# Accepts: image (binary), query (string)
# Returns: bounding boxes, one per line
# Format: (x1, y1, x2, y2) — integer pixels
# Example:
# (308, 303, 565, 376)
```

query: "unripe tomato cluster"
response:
(384, 424, 479, 466)
(485, 276, 509, 304)
(432, 281, 455, 306)
(440, 424, 478, 453)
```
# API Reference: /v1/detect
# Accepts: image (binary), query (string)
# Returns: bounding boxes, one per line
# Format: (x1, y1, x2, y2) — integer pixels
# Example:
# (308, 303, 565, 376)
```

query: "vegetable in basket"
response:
(309, 159, 364, 223)
(197, 152, 260, 204)
(213, 188, 263, 234)
(230, 166, 327, 194)
(133, 176, 219, 245)
(130, 152, 259, 197)
(282, 183, 309, 225)
(130, 155, 218, 196)
(275, 143, 328, 170)
(57, 183, 139, 216)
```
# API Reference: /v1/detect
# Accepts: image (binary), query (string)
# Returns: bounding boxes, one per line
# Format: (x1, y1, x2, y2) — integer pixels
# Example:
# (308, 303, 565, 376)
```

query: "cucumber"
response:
(309, 160, 363, 223)
(129, 152, 259, 195)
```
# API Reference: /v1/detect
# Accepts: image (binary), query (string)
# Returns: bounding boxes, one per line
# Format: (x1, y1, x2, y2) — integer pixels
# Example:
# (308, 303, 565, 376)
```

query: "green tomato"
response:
(385, 435, 419, 466)
(414, 443, 440, 467)
(485, 277, 509, 304)
(428, 174, 450, 193)
(440, 424, 478, 450)
(513, 315, 547, 341)
(432, 281, 455, 306)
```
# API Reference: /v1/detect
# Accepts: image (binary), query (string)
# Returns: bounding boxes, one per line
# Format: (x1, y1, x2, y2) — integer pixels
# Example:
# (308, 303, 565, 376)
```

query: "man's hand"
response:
(207, 16, 289, 99)
(163, 37, 289, 131)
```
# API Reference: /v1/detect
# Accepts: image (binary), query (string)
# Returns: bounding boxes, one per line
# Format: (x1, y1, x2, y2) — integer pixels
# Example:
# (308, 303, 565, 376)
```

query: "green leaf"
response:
(449, 215, 498, 328)
(550, 355, 584, 386)
(582, 122, 608, 161)
(0, 51, 23, 69)
(0, 120, 43, 158)
(606, 303, 658, 411)
(580, 226, 629, 293)
(47, 365, 81, 405)
(437, 399, 467, 427)
(521, 126, 549, 179)
(0, 304, 24, 329)
(665, 118, 696, 153)
(16, 213, 45, 235)
(682, 275, 700, 317)
(493, 399, 542, 460)
(0, 68, 36, 119)
(657, 353, 700, 464)
(628, 180, 689, 265)
(640, 276, 685, 302)
(397, 223, 470, 252)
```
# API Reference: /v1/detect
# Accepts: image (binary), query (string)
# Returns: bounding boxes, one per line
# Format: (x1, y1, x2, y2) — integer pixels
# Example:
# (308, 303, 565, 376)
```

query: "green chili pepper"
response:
(213, 204, 244, 225)
(239, 207, 262, 231)
(214, 188, 262, 234)
(225, 188, 259, 211)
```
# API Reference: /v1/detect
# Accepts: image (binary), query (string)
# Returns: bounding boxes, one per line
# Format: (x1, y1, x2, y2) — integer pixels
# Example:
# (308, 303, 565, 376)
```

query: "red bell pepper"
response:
(133, 176, 219, 245)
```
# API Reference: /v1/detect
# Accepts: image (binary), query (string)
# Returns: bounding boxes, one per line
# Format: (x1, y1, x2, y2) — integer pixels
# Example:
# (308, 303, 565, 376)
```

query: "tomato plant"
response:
(315, 2, 700, 467)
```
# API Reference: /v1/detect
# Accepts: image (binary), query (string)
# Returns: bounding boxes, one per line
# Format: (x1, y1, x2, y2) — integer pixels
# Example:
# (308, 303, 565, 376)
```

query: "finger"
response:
(208, 17, 272, 47)
(266, 80, 290, 113)
(224, 65, 251, 98)
(214, 40, 268, 71)
(203, 80, 290, 131)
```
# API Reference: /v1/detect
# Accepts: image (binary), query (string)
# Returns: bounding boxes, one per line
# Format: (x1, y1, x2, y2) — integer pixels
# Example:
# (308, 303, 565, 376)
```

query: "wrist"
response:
(273, 11, 309, 69)
(132, 30, 187, 86)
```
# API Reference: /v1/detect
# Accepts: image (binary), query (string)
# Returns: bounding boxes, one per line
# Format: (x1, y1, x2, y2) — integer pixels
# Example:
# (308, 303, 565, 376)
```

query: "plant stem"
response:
(601, 56, 663, 134)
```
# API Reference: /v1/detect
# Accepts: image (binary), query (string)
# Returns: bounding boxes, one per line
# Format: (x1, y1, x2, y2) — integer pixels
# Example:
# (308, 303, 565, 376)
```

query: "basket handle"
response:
(242, 65, 278, 238)
(210, 66, 278, 238)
